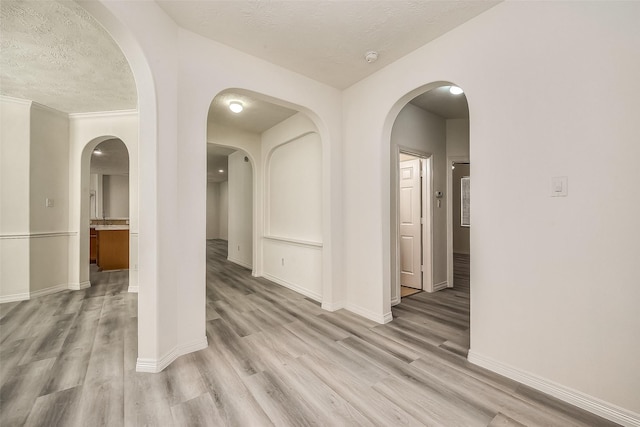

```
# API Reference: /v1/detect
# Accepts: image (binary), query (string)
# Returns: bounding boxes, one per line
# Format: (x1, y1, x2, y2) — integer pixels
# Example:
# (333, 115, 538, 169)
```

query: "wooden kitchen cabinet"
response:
(96, 229, 129, 270)
(90, 228, 97, 263)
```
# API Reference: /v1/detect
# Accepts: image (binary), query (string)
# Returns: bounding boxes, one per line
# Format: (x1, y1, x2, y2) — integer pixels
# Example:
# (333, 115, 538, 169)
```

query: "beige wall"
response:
(206, 181, 221, 240)
(0, 98, 31, 300)
(227, 151, 253, 269)
(390, 103, 447, 289)
(452, 163, 470, 254)
(0, 98, 71, 299)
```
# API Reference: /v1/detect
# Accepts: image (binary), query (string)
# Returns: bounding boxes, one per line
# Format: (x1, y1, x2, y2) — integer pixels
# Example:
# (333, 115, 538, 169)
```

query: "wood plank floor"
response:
(0, 240, 618, 426)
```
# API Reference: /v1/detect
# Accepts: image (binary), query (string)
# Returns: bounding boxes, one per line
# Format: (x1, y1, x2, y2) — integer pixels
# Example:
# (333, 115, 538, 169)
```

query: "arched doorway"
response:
(87, 138, 131, 275)
(206, 89, 324, 302)
(386, 82, 471, 355)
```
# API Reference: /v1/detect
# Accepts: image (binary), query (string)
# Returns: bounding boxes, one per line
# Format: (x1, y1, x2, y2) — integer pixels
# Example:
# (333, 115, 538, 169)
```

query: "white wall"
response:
(262, 113, 323, 301)
(390, 104, 447, 293)
(227, 151, 252, 269)
(0, 98, 71, 300)
(342, 1, 640, 421)
(206, 181, 220, 239)
(218, 181, 228, 240)
(68, 111, 138, 292)
(0, 97, 31, 301)
(41, 1, 640, 421)
(29, 103, 70, 294)
(267, 132, 322, 242)
(103, 174, 129, 218)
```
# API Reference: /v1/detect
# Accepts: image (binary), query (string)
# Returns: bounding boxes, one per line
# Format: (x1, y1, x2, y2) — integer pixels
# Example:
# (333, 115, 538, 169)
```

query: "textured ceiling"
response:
(90, 139, 129, 175)
(208, 91, 298, 134)
(0, 0, 136, 113)
(410, 86, 469, 119)
(157, 0, 500, 89)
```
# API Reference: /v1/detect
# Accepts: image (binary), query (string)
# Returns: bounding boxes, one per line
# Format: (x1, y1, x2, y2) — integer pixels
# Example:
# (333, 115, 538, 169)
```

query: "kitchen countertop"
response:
(91, 225, 130, 231)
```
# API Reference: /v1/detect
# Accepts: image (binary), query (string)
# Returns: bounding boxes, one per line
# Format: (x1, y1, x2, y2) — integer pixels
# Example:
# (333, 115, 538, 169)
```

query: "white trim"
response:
(468, 351, 640, 427)
(262, 273, 322, 302)
(127, 286, 139, 293)
(0, 231, 76, 240)
(136, 336, 208, 373)
(263, 235, 322, 248)
(227, 256, 252, 270)
(391, 295, 401, 306)
(345, 302, 392, 324)
(30, 101, 68, 117)
(0, 292, 30, 303)
(321, 300, 345, 312)
(431, 281, 448, 292)
(30, 284, 69, 299)
(0, 95, 32, 106)
(69, 281, 91, 291)
(68, 109, 138, 120)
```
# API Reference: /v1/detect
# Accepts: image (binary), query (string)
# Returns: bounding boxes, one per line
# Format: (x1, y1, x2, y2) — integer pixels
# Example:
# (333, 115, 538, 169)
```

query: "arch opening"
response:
(385, 81, 471, 355)
(206, 88, 325, 304)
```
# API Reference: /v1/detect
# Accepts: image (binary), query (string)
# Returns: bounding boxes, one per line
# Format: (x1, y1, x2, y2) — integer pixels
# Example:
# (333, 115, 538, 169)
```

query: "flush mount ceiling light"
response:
(218, 169, 224, 173)
(364, 51, 378, 64)
(93, 149, 103, 155)
(228, 101, 243, 113)
(449, 86, 464, 95)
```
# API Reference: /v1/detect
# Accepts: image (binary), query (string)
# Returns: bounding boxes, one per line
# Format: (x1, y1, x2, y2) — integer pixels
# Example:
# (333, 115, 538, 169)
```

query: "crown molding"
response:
(0, 95, 32, 107)
(68, 109, 138, 120)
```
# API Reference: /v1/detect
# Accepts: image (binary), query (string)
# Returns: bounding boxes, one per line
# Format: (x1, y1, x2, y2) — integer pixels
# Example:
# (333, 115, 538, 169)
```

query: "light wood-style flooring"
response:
(0, 240, 617, 426)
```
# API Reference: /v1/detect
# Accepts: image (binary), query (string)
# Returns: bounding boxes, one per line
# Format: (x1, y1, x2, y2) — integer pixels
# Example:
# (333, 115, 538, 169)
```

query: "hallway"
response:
(0, 240, 616, 426)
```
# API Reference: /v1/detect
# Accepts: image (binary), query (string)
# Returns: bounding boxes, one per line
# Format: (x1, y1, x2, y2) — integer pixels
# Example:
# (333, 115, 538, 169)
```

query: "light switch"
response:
(45, 198, 55, 207)
(551, 176, 568, 197)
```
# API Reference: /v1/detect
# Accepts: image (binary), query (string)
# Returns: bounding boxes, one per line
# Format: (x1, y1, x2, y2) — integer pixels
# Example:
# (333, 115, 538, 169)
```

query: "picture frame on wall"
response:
(461, 176, 470, 227)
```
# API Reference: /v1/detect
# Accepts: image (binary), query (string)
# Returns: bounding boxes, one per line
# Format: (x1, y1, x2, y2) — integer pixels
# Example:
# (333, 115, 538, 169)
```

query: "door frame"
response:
(394, 146, 434, 303)
(446, 156, 469, 288)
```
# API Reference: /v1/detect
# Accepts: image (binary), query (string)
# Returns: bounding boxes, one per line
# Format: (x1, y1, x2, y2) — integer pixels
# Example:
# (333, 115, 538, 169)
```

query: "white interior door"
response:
(399, 158, 422, 289)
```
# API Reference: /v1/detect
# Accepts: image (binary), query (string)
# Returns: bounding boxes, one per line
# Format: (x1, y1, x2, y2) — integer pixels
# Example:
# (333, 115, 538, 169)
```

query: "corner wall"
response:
(342, 1, 640, 422)
(262, 113, 323, 301)
(0, 97, 32, 301)
(227, 151, 252, 269)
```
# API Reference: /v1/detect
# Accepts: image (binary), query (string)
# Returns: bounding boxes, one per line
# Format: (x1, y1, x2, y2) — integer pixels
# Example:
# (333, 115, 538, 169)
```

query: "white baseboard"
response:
(69, 281, 90, 291)
(31, 284, 69, 299)
(432, 281, 448, 292)
(321, 300, 345, 312)
(345, 302, 392, 324)
(262, 273, 322, 302)
(127, 286, 139, 293)
(227, 256, 252, 270)
(136, 336, 208, 373)
(0, 292, 30, 303)
(468, 351, 640, 427)
(391, 295, 400, 306)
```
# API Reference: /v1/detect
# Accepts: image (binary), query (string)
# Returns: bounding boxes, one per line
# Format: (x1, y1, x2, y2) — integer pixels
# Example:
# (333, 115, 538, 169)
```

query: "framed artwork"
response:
(461, 176, 470, 227)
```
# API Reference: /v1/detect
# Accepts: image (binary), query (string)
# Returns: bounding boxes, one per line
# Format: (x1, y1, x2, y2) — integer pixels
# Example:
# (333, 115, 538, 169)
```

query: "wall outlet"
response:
(45, 198, 54, 207)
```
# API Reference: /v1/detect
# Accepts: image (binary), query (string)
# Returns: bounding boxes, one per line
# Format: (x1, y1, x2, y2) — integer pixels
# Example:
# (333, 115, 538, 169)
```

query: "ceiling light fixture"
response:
(218, 169, 224, 173)
(449, 86, 464, 95)
(93, 149, 102, 155)
(229, 101, 243, 113)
